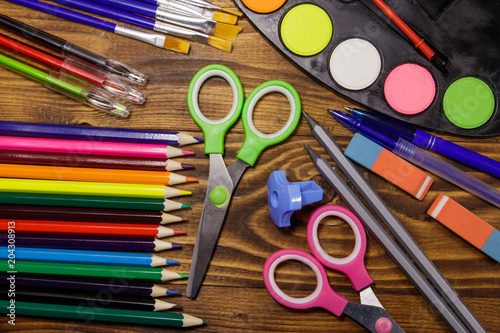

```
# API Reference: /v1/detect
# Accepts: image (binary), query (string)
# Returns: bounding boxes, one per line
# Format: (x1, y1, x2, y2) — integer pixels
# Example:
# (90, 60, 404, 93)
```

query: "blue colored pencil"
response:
(0, 246, 179, 267)
(0, 120, 202, 146)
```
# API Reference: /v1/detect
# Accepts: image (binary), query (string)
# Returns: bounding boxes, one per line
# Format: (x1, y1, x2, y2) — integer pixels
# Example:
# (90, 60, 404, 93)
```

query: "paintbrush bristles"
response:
(219, 7, 243, 17)
(207, 36, 231, 53)
(212, 11, 238, 25)
(163, 36, 191, 54)
(214, 22, 241, 41)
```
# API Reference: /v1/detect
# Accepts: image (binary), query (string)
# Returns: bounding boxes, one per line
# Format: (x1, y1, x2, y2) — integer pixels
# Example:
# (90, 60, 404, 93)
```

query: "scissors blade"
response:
(359, 286, 384, 309)
(343, 302, 406, 333)
(187, 154, 234, 299)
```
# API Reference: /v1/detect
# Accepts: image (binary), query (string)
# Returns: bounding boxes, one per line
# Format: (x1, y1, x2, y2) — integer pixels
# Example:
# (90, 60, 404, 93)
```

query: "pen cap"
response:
(62, 56, 146, 105)
(62, 41, 148, 86)
(44, 71, 131, 118)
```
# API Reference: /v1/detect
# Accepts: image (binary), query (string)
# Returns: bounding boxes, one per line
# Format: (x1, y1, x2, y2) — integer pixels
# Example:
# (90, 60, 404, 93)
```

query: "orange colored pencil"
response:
(0, 163, 197, 185)
(0, 219, 185, 238)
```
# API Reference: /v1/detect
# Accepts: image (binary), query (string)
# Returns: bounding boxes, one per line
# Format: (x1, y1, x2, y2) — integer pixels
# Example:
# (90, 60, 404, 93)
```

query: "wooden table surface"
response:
(0, 1, 499, 332)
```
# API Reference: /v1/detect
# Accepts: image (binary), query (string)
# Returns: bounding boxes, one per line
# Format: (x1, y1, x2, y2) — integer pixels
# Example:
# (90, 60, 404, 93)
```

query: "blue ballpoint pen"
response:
(328, 108, 500, 208)
(345, 107, 500, 179)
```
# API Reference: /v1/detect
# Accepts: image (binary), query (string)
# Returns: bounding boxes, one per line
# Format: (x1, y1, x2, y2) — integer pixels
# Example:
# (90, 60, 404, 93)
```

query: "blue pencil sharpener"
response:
(267, 170, 324, 227)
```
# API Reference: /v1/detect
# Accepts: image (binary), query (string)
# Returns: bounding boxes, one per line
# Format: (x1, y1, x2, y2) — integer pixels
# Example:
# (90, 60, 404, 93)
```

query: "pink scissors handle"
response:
(307, 205, 372, 291)
(263, 249, 348, 317)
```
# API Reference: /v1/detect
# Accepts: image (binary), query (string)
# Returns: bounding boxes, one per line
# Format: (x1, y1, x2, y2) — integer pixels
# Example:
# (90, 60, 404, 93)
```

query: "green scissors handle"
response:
(187, 64, 245, 154)
(237, 80, 301, 166)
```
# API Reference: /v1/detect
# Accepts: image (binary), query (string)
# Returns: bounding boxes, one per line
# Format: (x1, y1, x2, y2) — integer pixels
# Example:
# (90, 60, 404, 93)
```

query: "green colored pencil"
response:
(0, 260, 188, 281)
(0, 301, 206, 327)
(0, 192, 190, 211)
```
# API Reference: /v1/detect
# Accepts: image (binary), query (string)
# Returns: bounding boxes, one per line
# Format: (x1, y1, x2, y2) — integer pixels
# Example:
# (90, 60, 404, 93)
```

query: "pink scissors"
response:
(263, 205, 404, 333)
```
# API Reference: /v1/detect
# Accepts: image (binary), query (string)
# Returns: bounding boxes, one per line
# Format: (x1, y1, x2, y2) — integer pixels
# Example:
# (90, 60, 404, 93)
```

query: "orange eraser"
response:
(344, 133, 433, 200)
(428, 194, 494, 249)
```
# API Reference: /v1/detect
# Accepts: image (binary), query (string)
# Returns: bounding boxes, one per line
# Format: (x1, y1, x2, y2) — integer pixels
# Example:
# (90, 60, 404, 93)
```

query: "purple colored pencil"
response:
(0, 233, 181, 252)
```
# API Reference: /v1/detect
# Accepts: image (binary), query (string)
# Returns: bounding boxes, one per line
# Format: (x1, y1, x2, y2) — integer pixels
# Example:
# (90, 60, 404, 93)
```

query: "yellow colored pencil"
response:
(0, 178, 191, 199)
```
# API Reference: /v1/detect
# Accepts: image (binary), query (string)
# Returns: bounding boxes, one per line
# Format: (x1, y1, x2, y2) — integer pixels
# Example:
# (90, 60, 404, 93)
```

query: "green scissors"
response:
(186, 64, 301, 298)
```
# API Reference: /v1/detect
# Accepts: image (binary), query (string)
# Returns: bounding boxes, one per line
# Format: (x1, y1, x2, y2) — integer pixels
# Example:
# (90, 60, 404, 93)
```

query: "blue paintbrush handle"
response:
(95, 0, 158, 18)
(50, 0, 156, 30)
(6, 0, 117, 31)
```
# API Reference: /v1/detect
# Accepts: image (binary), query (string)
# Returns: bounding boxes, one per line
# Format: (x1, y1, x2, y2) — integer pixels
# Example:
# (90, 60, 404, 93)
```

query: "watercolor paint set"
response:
(234, 0, 500, 137)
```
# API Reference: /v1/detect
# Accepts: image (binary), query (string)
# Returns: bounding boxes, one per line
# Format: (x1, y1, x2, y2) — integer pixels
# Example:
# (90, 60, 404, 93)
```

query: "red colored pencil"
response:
(0, 219, 185, 238)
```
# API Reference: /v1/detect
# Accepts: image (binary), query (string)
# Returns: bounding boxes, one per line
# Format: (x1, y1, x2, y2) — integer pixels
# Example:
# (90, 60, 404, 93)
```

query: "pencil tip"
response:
(181, 203, 191, 209)
(166, 259, 180, 265)
(181, 163, 195, 170)
(179, 273, 189, 279)
(185, 177, 198, 183)
(171, 243, 182, 249)
(182, 149, 195, 156)
(166, 289, 181, 296)
(180, 189, 192, 196)
(194, 136, 204, 143)
(173, 229, 187, 235)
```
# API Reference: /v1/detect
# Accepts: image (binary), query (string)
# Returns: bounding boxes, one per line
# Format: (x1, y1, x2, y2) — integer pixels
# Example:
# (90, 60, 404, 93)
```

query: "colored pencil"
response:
(0, 204, 184, 225)
(0, 246, 178, 267)
(0, 136, 194, 158)
(0, 219, 186, 238)
(0, 178, 191, 198)
(0, 33, 145, 104)
(3, 1, 190, 54)
(0, 260, 189, 281)
(0, 13, 149, 84)
(0, 120, 203, 145)
(0, 233, 182, 251)
(91, 0, 241, 40)
(0, 164, 198, 185)
(0, 150, 195, 172)
(0, 53, 130, 118)
(0, 301, 205, 327)
(0, 192, 191, 211)
(0, 289, 181, 311)
(0, 273, 180, 297)
(46, 0, 231, 51)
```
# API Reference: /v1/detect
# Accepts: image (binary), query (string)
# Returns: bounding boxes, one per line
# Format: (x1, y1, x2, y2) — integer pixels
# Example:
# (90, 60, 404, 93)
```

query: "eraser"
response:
(344, 133, 433, 200)
(428, 194, 500, 263)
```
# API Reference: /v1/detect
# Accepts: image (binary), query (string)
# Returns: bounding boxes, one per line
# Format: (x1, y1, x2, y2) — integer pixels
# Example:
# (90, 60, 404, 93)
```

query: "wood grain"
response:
(0, 1, 499, 332)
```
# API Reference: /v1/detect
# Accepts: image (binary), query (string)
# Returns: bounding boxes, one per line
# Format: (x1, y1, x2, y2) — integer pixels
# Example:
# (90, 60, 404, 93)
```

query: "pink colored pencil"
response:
(0, 136, 194, 158)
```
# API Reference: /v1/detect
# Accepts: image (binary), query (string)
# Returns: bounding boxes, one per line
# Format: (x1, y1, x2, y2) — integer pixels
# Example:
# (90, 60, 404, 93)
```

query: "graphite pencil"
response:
(0, 192, 191, 211)
(0, 273, 180, 297)
(0, 219, 186, 238)
(0, 289, 180, 311)
(0, 204, 185, 224)
(0, 260, 189, 281)
(0, 301, 205, 327)
(0, 233, 182, 251)
(0, 246, 179, 267)
(0, 150, 195, 171)
(0, 164, 197, 185)
(0, 120, 202, 145)
(0, 136, 194, 158)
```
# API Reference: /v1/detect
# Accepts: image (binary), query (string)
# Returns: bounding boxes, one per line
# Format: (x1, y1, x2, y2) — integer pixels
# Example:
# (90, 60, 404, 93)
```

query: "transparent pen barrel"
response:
(393, 138, 500, 208)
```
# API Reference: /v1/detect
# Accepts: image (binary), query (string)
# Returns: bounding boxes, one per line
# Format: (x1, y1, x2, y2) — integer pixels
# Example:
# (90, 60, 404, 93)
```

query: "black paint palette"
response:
(234, 0, 500, 137)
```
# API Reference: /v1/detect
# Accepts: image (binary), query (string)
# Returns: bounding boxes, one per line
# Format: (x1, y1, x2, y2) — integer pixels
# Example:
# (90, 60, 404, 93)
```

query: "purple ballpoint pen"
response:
(329, 109, 500, 208)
